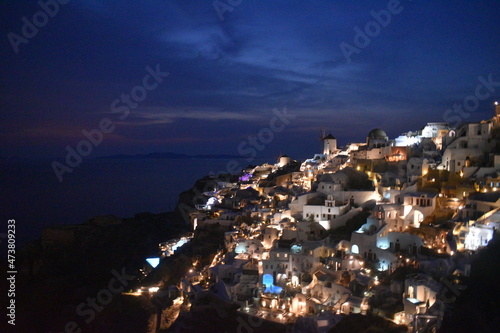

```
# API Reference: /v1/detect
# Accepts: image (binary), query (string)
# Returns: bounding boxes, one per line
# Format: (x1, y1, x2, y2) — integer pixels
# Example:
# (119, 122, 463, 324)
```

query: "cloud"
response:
(114, 107, 261, 127)
(1, 0, 498, 158)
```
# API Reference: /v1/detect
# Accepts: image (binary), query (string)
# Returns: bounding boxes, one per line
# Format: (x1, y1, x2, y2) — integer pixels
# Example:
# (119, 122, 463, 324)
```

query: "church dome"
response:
(367, 128, 388, 140)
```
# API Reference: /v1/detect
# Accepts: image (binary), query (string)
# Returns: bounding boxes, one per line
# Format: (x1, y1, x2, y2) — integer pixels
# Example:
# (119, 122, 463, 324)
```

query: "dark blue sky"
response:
(1, 0, 499, 160)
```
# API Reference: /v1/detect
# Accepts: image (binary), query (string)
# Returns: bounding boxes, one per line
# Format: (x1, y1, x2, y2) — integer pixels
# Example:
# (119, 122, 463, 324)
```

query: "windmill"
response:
(275, 150, 291, 168)
(275, 150, 284, 164)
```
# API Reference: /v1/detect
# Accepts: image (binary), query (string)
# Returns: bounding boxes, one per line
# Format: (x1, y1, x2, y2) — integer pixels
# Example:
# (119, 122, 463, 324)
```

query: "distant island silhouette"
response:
(98, 152, 242, 159)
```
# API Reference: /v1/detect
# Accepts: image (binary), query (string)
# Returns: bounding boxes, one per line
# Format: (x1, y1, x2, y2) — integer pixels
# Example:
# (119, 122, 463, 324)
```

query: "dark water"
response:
(0, 157, 269, 245)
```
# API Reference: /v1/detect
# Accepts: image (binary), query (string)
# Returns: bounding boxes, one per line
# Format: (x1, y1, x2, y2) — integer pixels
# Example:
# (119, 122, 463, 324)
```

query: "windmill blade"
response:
(320, 127, 326, 140)
(275, 151, 283, 161)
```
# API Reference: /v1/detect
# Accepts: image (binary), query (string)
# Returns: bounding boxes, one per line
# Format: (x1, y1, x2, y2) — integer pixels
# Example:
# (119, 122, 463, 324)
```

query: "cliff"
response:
(14, 210, 189, 333)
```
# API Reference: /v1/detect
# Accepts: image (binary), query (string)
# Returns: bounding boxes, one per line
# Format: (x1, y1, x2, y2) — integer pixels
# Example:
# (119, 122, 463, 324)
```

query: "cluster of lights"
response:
(179, 124, 500, 324)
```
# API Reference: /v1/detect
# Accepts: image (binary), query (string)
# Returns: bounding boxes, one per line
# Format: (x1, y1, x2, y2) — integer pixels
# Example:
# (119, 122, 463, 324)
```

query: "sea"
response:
(0, 156, 271, 246)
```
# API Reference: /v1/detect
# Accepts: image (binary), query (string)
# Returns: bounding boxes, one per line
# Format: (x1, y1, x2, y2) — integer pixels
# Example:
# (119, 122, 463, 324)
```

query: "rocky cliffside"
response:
(13, 211, 188, 333)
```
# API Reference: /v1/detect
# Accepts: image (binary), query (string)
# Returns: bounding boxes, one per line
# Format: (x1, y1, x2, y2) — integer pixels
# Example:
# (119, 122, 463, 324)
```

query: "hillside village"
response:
(144, 105, 500, 332)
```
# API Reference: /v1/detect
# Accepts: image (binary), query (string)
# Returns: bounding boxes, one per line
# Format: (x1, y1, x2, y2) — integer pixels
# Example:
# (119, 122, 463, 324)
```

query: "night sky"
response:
(1, 0, 499, 160)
